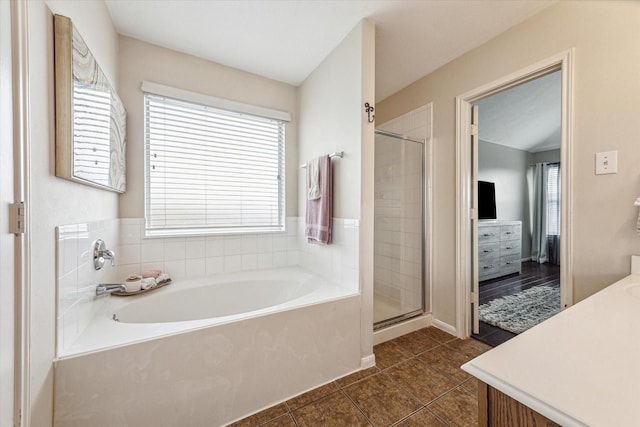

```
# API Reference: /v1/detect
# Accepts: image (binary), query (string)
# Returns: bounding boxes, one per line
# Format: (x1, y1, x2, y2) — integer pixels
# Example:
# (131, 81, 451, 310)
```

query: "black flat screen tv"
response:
(478, 181, 497, 220)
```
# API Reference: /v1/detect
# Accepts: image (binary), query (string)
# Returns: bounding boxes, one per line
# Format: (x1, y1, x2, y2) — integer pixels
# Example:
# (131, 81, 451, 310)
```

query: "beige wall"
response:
(478, 140, 532, 259)
(533, 148, 561, 164)
(297, 20, 376, 359)
(117, 36, 298, 220)
(297, 24, 363, 219)
(27, 0, 120, 424)
(377, 1, 640, 327)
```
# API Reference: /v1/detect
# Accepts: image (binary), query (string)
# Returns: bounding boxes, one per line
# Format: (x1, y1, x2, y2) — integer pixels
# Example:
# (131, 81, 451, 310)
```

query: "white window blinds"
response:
(144, 92, 285, 236)
(546, 163, 560, 236)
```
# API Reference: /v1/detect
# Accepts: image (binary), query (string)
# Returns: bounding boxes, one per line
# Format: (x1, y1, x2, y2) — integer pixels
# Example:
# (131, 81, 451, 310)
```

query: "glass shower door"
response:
(373, 131, 424, 329)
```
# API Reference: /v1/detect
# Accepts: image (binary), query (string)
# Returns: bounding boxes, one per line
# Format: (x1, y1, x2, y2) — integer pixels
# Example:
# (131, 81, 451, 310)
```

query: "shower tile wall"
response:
(375, 105, 431, 320)
(56, 217, 359, 355)
(298, 218, 359, 292)
(56, 219, 120, 356)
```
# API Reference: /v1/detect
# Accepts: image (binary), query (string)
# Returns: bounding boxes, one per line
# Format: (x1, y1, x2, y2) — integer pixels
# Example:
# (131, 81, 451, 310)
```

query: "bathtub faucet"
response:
(96, 283, 127, 297)
(93, 239, 115, 270)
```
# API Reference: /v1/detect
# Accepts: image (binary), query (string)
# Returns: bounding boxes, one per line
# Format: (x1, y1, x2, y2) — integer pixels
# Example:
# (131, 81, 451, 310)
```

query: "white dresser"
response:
(478, 220, 522, 281)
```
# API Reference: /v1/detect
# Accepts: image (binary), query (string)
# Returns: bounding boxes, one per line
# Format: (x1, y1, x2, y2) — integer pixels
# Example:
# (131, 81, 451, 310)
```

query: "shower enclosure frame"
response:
(373, 129, 426, 331)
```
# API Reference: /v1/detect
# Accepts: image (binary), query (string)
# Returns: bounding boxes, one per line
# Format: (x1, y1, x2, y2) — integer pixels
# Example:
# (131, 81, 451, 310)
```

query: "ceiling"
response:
(105, 0, 555, 101)
(476, 70, 561, 153)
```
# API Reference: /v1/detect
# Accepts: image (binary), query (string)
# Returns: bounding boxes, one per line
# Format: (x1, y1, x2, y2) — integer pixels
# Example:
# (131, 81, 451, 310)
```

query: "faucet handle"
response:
(93, 239, 115, 270)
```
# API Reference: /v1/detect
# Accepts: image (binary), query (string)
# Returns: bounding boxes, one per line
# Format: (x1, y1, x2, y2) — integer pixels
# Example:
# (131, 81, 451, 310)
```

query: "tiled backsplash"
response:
(298, 218, 359, 292)
(116, 218, 302, 281)
(56, 219, 120, 356)
(56, 217, 359, 356)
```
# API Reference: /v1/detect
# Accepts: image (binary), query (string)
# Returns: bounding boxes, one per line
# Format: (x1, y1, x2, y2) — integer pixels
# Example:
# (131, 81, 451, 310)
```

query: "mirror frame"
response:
(53, 14, 126, 193)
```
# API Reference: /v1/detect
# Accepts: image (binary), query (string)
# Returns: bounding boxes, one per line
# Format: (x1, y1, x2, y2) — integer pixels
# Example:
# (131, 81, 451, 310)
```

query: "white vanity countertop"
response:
(462, 273, 640, 426)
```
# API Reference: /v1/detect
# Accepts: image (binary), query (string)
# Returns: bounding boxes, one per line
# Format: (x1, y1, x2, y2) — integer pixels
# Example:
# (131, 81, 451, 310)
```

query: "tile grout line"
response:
(340, 389, 375, 426)
(388, 406, 428, 427)
(282, 401, 300, 427)
(381, 353, 460, 412)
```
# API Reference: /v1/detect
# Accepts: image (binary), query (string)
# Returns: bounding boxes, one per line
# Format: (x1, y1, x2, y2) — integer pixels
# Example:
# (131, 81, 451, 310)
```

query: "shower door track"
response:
(374, 309, 425, 332)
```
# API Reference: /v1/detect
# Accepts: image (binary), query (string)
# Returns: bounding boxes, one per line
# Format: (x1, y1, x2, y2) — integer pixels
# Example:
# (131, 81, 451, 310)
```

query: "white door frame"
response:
(455, 50, 574, 338)
(10, 0, 30, 425)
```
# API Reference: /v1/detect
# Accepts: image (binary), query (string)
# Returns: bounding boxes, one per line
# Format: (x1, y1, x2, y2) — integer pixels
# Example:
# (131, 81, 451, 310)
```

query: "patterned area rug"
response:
(479, 286, 560, 334)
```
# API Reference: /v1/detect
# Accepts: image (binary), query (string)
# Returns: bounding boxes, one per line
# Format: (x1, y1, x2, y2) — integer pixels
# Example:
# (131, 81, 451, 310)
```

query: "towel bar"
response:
(300, 152, 344, 168)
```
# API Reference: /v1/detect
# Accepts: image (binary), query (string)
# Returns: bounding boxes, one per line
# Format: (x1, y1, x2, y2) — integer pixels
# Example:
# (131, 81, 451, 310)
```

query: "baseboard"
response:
(373, 314, 432, 345)
(360, 354, 376, 369)
(431, 318, 458, 337)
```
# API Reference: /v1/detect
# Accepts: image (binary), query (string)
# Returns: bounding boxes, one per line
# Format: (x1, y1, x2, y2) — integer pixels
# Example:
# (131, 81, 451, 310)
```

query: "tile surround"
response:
(56, 220, 119, 356)
(56, 217, 359, 356)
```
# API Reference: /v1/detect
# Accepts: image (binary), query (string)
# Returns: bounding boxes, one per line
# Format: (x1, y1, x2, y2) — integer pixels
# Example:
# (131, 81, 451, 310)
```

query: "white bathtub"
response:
(54, 267, 363, 426)
(61, 267, 353, 356)
(115, 274, 318, 323)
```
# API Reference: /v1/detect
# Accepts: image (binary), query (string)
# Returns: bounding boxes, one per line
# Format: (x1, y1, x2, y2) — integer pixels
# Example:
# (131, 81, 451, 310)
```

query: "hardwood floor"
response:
(473, 261, 560, 347)
(479, 261, 560, 305)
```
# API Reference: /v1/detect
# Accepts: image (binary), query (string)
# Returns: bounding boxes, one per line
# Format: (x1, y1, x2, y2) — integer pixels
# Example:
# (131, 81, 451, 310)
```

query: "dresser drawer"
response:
(478, 242, 499, 261)
(500, 226, 521, 241)
(479, 260, 500, 279)
(478, 220, 522, 281)
(500, 241, 520, 257)
(500, 255, 521, 275)
(478, 226, 500, 244)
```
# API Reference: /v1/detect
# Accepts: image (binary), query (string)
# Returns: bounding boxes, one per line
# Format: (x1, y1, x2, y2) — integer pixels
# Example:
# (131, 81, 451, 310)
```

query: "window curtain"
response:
(530, 163, 549, 263)
(529, 162, 561, 265)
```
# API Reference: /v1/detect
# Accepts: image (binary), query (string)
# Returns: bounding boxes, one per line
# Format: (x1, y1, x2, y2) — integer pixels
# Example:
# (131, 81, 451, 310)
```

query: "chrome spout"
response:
(96, 283, 127, 296)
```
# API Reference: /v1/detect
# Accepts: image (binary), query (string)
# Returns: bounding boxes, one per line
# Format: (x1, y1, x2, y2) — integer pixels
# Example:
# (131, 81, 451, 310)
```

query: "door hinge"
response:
(470, 208, 478, 221)
(471, 291, 479, 306)
(10, 201, 25, 235)
(470, 123, 479, 137)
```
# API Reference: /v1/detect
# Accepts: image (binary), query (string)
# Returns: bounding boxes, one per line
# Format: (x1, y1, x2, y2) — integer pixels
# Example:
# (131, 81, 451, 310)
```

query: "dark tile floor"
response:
(230, 327, 492, 426)
(472, 321, 517, 347)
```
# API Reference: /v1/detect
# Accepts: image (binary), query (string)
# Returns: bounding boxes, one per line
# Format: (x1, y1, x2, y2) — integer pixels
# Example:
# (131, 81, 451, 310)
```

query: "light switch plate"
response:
(595, 151, 618, 175)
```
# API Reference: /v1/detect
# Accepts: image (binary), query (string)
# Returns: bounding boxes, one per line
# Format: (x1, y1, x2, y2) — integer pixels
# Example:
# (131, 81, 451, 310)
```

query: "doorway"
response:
(455, 51, 574, 340)
(472, 70, 562, 345)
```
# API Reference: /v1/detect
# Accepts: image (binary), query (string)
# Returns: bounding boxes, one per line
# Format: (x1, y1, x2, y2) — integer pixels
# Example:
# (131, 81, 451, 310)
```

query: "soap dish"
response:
(111, 279, 172, 296)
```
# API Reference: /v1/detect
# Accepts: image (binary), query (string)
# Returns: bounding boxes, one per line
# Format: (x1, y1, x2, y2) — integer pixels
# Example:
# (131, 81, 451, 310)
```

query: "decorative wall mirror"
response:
(54, 14, 126, 193)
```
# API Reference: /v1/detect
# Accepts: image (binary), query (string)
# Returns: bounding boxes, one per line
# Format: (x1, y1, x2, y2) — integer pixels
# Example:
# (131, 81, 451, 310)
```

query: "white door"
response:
(0, 1, 15, 424)
(470, 104, 480, 335)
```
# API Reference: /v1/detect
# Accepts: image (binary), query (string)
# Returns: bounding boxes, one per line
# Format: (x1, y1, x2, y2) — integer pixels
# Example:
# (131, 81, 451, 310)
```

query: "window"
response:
(546, 163, 560, 236)
(143, 85, 287, 236)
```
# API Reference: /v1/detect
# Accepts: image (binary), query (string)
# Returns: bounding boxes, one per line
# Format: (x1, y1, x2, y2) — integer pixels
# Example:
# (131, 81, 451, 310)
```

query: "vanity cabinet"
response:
(478, 220, 522, 281)
(463, 263, 640, 426)
(478, 381, 560, 427)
